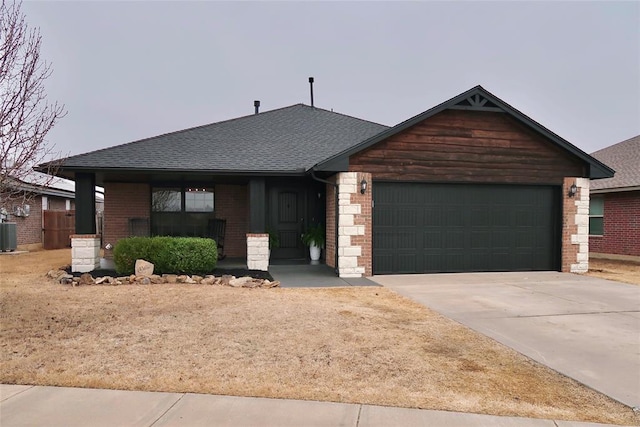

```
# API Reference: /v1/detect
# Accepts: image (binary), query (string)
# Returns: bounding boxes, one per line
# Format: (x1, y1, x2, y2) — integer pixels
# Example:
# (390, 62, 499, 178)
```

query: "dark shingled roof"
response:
(590, 135, 640, 192)
(58, 104, 388, 174)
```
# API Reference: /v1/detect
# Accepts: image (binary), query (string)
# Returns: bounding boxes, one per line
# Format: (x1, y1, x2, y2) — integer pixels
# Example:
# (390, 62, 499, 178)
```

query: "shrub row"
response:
(113, 236, 217, 275)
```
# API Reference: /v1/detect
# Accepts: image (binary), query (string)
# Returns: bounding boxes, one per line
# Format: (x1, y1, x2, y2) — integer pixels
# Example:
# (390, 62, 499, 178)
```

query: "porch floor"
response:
(219, 257, 379, 288)
(269, 263, 380, 288)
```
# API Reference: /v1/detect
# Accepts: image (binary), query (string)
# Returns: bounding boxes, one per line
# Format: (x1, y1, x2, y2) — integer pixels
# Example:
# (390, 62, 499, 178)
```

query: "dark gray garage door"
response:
(373, 183, 560, 274)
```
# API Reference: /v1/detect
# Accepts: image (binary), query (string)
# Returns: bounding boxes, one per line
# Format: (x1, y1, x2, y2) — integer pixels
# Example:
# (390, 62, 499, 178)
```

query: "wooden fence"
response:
(43, 210, 75, 250)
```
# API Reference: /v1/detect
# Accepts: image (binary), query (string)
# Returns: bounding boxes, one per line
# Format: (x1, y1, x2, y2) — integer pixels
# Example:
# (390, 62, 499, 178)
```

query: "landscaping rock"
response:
(201, 277, 215, 285)
(265, 280, 280, 288)
(135, 259, 154, 277)
(163, 274, 177, 283)
(55, 271, 278, 288)
(229, 276, 252, 287)
(79, 273, 95, 286)
(150, 274, 165, 284)
(47, 269, 67, 279)
(58, 274, 74, 285)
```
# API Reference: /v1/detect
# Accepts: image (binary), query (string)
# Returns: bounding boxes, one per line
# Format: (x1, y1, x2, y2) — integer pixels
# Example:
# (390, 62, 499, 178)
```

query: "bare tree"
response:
(0, 0, 65, 202)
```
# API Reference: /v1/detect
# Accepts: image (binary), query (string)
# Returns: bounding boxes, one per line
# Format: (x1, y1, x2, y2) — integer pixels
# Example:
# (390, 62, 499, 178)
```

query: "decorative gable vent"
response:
(451, 93, 502, 112)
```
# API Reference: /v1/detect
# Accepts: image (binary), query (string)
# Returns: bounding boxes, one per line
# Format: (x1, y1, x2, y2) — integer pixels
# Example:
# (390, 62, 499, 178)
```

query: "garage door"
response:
(373, 183, 560, 274)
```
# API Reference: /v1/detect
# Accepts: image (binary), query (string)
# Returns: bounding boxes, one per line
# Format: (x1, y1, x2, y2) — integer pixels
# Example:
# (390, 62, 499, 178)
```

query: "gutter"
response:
(310, 169, 339, 276)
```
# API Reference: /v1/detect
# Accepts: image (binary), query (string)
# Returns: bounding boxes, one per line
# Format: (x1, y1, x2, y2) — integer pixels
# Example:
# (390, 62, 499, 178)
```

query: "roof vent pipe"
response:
(308, 77, 314, 108)
(254, 100, 260, 114)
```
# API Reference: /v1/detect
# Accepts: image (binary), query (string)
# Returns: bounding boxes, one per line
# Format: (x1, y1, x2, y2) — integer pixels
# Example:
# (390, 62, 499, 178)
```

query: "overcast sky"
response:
(22, 1, 640, 159)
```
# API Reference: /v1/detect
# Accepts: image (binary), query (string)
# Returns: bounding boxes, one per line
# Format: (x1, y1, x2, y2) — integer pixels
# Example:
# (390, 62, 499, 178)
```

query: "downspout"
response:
(310, 169, 339, 276)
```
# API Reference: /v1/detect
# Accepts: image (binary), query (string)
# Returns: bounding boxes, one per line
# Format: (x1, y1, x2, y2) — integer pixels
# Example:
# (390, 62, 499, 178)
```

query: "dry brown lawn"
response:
(1, 249, 638, 425)
(587, 258, 640, 285)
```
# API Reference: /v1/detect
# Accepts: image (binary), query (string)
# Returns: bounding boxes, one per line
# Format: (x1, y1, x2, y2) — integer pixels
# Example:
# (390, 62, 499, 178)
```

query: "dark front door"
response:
(268, 185, 306, 259)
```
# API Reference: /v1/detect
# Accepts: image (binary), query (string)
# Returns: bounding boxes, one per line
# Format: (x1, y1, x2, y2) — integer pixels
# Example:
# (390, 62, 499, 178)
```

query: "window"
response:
(151, 186, 214, 237)
(185, 188, 214, 212)
(152, 188, 181, 212)
(589, 196, 604, 236)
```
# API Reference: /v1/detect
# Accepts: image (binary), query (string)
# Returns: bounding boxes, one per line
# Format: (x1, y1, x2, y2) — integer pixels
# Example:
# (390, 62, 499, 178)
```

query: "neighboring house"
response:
(41, 85, 613, 275)
(0, 172, 104, 250)
(589, 135, 640, 259)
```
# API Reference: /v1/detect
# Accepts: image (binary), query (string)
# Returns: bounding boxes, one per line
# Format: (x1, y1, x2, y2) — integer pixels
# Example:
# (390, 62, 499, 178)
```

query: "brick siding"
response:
(103, 182, 150, 258)
(103, 182, 248, 259)
(325, 179, 336, 269)
(9, 194, 43, 246)
(213, 184, 248, 257)
(589, 190, 640, 257)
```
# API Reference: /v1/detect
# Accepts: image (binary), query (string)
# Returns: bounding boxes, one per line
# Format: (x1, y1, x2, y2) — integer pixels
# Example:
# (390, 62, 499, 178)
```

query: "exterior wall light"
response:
(568, 183, 578, 198)
(360, 179, 367, 194)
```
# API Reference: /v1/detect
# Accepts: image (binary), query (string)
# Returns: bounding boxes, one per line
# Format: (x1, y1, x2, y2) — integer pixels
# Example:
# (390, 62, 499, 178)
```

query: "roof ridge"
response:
(298, 103, 389, 128)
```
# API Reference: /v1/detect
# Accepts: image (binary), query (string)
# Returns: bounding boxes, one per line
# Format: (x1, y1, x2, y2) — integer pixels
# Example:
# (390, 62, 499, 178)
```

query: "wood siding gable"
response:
(349, 109, 585, 185)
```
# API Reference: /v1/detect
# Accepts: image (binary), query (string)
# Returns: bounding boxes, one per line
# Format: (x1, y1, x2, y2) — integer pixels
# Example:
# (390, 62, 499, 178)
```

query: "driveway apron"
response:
(372, 271, 640, 408)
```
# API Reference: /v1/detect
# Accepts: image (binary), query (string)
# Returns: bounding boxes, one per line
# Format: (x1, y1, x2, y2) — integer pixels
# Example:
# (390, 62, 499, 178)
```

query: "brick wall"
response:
(10, 195, 43, 246)
(103, 182, 249, 259)
(589, 191, 640, 257)
(325, 179, 336, 269)
(214, 184, 248, 257)
(103, 182, 150, 258)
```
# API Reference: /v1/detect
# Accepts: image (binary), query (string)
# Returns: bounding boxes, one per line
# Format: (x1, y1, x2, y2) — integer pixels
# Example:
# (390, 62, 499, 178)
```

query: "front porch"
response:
(219, 257, 379, 288)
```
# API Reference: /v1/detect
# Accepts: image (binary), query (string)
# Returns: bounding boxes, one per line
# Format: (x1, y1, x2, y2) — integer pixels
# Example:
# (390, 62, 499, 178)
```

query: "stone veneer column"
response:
(337, 172, 371, 277)
(246, 233, 269, 271)
(71, 234, 101, 273)
(562, 177, 590, 273)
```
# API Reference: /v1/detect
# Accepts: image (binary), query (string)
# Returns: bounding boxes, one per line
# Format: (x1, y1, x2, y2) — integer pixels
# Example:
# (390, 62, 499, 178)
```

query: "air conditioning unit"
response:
(0, 222, 18, 252)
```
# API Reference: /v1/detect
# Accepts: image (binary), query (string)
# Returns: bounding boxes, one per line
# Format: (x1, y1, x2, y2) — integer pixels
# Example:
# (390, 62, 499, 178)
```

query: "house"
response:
(0, 172, 104, 250)
(589, 135, 640, 260)
(40, 85, 613, 274)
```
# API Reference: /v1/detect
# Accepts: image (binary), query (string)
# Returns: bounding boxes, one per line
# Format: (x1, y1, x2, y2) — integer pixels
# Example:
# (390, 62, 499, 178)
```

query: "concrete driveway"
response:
(372, 272, 640, 408)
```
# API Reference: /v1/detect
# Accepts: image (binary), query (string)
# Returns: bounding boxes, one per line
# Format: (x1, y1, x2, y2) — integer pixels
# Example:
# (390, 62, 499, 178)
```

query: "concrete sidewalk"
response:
(373, 272, 640, 409)
(0, 384, 624, 427)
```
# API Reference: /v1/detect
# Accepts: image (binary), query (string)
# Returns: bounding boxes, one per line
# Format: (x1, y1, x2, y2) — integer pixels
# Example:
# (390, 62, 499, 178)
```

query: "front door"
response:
(268, 185, 306, 259)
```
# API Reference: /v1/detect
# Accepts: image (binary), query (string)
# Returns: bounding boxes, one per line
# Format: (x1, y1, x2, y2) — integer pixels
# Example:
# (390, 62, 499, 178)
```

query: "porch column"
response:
(336, 172, 371, 278)
(72, 173, 100, 272)
(562, 177, 590, 273)
(248, 178, 266, 233)
(75, 172, 96, 234)
(71, 234, 101, 272)
(247, 178, 268, 271)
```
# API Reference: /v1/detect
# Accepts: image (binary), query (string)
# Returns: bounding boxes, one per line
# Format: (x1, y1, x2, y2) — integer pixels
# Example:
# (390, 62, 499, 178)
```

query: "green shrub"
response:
(113, 236, 217, 275)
